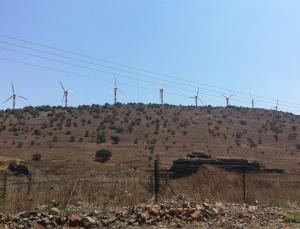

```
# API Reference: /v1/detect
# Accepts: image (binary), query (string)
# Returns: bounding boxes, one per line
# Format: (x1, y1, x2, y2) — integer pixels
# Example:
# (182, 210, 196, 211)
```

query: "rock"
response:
(248, 206, 258, 212)
(18, 212, 30, 218)
(0, 200, 289, 228)
(36, 205, 48, 212)
(101, 219, 109, 226)
(68, 215, 82, 227)
(203, 202, 210, 208)
(127, 217, 136, 225)
(211, 208, 218, 215)
(169, 208, 183, 216)
(82, 216, 96, 228)
(37, 217, 51, 227)
(182, 202, 190, 208)
(214, 202, 223, 208)
(108, 216, 117, 224)
(49, 207, 60, 216)
(140, 212, 150, 222)
(16, 224, 25, 229)
(147, 218, 157, 225)
(149, 206, 160, 216)
(90, 209, 100, 216)
(191, 210, 203, 220)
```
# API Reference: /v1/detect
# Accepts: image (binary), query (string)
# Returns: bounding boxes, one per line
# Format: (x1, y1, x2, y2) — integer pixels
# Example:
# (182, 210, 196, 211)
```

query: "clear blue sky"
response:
(0, 0, 299, 113)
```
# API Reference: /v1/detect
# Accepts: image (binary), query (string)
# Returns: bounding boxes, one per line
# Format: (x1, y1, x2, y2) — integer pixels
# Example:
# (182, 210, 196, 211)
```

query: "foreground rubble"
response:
(0, 199, 298, 228)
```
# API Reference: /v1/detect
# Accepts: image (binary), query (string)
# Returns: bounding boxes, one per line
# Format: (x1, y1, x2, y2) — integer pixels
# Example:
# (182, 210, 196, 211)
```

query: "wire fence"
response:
(0, 160, 299, 214)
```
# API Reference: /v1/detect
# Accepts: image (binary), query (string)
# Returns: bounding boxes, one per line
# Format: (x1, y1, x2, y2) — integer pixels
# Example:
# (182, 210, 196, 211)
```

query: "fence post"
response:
(242, 167, 246, 202)
(27, 173, 32, 196)
(154, 158, 160, 201)
(2, 172, 7, 199)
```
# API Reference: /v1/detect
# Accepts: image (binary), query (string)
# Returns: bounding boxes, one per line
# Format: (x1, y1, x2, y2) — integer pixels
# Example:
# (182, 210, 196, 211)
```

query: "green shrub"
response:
(95, 149, 112, 163)
(115, 127, 124, 133)
(111, 136, 120, 144)
(96, 132, 106, 144)
(283, 212, 300, 223)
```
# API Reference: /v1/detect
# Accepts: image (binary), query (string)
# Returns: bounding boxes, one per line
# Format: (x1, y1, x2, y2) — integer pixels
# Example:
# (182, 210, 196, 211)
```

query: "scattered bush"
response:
(95, 149, 112, 163)
(288, 133, 297, 141)
(32, 153, 41, 161)
(111, 136, 120, 144)
(96, 132, 106, 144)
(115, 127, 124, 133)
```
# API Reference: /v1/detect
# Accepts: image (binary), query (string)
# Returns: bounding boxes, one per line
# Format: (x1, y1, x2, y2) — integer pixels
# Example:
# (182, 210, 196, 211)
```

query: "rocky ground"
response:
(0, 199, 299, 228)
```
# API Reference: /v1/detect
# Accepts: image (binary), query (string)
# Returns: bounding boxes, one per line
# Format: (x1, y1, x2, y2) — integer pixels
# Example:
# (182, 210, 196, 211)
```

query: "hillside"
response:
(0, 103, 300, 178)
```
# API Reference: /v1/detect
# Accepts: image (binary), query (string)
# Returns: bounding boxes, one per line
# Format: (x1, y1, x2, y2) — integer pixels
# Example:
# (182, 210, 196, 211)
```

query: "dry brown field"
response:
(0, 104, 300, 213)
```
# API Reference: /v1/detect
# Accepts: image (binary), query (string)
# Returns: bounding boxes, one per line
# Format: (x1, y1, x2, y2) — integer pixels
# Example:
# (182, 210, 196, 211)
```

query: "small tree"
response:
(96, 132, 106, 144)
(111, 136, 120, 144)
(95, 149, 112, 163)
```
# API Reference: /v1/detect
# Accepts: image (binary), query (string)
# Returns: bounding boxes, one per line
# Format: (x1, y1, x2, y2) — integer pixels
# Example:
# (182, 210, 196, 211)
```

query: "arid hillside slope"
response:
(0, 104, 300, 177)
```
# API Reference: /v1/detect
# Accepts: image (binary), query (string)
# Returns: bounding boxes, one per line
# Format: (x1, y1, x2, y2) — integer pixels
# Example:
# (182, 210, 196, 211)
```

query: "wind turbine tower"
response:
(59, 82, 69, 108)
(159, 88, 164, 105)
(4, 83, 27, 109)
(114, 78, 118, 104)
(250, 94, 255, 109)
(189, 87, 200, 107)
(273, 99, 279, 111)
(222, 94, 234, 107)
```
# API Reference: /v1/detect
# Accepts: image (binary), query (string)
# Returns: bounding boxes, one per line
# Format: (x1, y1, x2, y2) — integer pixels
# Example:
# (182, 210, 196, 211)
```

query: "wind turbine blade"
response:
(199, 98, 204, 106)
(114, 77, 117, 88)
(197, 87, 199, 97)
(11, 82, 15, 94)
(17, 95, 27, 100)
(229, 94, 234, 98)
(189, 96, 195, 99)
(4, 96, 13, 103)
(61, 94, 65, 103)
(59, 81, 66, 92)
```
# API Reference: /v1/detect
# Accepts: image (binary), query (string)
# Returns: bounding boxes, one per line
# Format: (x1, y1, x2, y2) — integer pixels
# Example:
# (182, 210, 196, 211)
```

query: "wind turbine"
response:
(59, 82, 69, 108)
(113, 77, 124, 104)
(189, 87, 202, 107)
(272, 99, 280, 111)
(159, 88, 164, 105)
(250, 94, 255, 109)
(4, 83, 27, 109)
(222, 93, 234, 107)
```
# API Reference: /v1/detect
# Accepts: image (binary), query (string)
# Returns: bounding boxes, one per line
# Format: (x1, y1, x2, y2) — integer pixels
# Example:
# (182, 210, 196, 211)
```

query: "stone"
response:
(108, 216, 117, 224)
(149, 207, 160, 216)
(101, 219, 109, 226)
(140, 212, 150, 222)
(49, 207, 60, 216)
(17, 212, 30, 218)
(147, 218, 157, 225)
(203, 202, 210, 208)
(127, 217, 136, 225)
(191, 211, 203, 220)
(169, 208, 183, 216)
(248, 206, 258, 212)
(16, 224, 25, 229)
(82, 216, 96, 228)
(68, 215, 82, 227)
(182, 202, 190, 208)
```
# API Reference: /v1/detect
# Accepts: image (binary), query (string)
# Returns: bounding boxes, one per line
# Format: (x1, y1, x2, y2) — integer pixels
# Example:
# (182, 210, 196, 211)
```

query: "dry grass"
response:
(1, 165, 300, 214)
(169, 165, 300, 206)
(0, 174, 151, 214)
